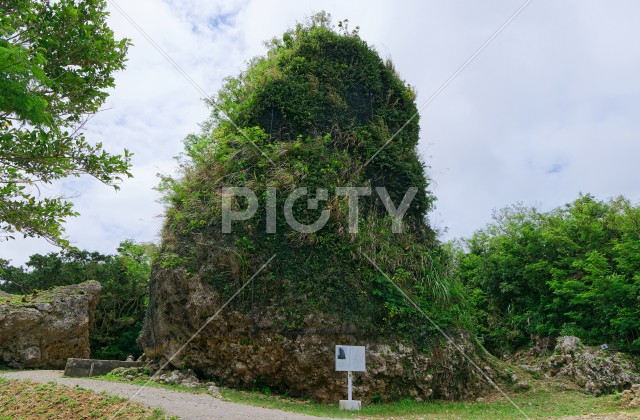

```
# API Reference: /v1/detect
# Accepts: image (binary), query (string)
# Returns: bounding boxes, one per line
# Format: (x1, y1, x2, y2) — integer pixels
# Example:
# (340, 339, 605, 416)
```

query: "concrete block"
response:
(339, 400, 361, 411)
(64, 358, 143, 377)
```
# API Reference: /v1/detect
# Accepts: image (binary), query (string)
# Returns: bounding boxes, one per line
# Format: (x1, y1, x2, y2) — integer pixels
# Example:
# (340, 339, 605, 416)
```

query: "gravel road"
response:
(1, 370, 335, 420)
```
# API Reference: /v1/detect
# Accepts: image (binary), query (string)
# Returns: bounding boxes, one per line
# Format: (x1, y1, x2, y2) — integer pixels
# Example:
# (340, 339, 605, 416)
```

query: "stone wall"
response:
(0, 281, 102, 369)
(64, 358, 142, 377)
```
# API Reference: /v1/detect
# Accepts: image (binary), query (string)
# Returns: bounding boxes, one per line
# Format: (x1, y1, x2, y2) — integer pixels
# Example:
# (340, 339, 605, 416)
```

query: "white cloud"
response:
(2, 0, 640, 264)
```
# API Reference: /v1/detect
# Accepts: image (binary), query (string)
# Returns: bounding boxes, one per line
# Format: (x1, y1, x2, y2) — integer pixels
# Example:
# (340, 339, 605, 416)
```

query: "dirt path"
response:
(1, 370, 334, 420)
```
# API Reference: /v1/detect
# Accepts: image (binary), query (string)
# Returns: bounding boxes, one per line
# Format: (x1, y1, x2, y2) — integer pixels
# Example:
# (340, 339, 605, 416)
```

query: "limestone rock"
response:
(619, 384, 640, 409)
(164, 369, 200, 387)
(0, 281, 102, 369)
(544, 336, 640, 395)
(554, 336, 583, 355)
(140, 270, 490, 403)
(206, 382, 222, 398)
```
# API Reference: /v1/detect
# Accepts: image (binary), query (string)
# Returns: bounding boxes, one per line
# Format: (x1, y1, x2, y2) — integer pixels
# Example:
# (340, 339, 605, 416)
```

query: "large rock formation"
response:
(140, 17, 489, 402)
(0, 280, 102, 369)
(140, 269, 490, 403)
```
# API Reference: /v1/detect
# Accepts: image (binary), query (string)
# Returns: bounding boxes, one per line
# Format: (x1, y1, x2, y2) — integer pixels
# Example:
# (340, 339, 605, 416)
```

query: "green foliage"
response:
(0, 0, 132, 245)
(156, 14, 466, 342)
(459, 194, 640, 354)
(0, 240, 155, 359)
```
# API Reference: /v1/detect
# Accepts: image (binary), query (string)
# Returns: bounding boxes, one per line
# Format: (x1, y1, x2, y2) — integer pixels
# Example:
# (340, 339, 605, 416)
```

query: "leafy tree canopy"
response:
(0, 0, 132, 245)
(459, 194, 640, 354)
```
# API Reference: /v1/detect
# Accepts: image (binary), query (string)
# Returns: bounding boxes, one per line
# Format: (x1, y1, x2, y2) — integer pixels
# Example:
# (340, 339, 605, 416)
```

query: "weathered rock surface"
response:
(545, 336, 640, 395)
(139, 269, 491, 403)
(0, 281, 102, 369)
(512, 336, 640, 396)
(619, 384, 640, 409)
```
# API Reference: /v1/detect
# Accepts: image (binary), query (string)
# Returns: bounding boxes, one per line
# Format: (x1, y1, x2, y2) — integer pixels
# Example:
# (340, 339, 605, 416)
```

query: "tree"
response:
(0, 0, 132, 245)
(90, 240, 155, 359)
(459, 195, 640, 354)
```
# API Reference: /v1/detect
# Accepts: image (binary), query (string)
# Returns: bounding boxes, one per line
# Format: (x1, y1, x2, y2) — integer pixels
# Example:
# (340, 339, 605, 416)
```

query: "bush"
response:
(459, 194, 640, 354)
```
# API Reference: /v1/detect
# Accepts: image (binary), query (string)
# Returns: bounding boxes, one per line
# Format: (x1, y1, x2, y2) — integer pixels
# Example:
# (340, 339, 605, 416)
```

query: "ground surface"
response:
(2, 370, 640, 419)
(0, 377, 164, 419)
(0, 370, 330, 420)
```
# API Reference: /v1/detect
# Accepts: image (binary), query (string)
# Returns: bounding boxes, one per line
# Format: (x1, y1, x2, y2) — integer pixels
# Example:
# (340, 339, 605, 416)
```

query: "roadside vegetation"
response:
(220, 389, 638, 419)
(0, 378, 170, 419)
(459, 194, 640, 356)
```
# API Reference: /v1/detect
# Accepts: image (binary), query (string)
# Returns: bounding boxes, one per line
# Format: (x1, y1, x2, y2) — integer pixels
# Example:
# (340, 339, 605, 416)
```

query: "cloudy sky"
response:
(2, 0, 639, 265)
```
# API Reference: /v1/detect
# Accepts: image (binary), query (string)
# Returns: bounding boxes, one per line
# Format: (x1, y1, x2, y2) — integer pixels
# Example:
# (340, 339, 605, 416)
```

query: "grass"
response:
(216, 387, 639, 419)
(0, 377, 172, 419)
(87, 372, 640, 419)
(0, 289, 56, 307)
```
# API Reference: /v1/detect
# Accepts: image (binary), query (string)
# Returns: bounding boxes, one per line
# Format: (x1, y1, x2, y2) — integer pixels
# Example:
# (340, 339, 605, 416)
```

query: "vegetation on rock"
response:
(153, 12, 466, 341)
(137, 13, 479, 403)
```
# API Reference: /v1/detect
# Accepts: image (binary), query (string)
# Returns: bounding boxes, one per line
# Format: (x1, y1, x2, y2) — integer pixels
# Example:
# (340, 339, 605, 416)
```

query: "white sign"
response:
(335, 345, 366, 372)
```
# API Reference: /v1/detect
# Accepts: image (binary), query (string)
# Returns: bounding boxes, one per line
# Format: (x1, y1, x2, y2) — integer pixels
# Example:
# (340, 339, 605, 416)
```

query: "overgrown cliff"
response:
(140, 14, 487, 402)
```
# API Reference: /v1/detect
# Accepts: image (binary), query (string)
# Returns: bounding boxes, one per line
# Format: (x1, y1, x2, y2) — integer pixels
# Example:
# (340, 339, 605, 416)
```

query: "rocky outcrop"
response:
(140, 19, 496, 405)
(513, 336, 640, 396)
(619, 384, 640, 409)
(0, 281, 102, 369)
(545, 336, 640, 395)
(143, 314, 488, 403)
(110, 366, 222, 397)
(139, 268, 491, 403)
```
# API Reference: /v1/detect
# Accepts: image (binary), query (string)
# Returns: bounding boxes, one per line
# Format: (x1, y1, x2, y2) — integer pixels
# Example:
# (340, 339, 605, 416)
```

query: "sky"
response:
(2, 0, 640, 265)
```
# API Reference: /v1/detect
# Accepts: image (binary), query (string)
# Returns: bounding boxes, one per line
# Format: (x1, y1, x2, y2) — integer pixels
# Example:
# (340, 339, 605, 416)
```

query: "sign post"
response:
(335, 345, 365, 411)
